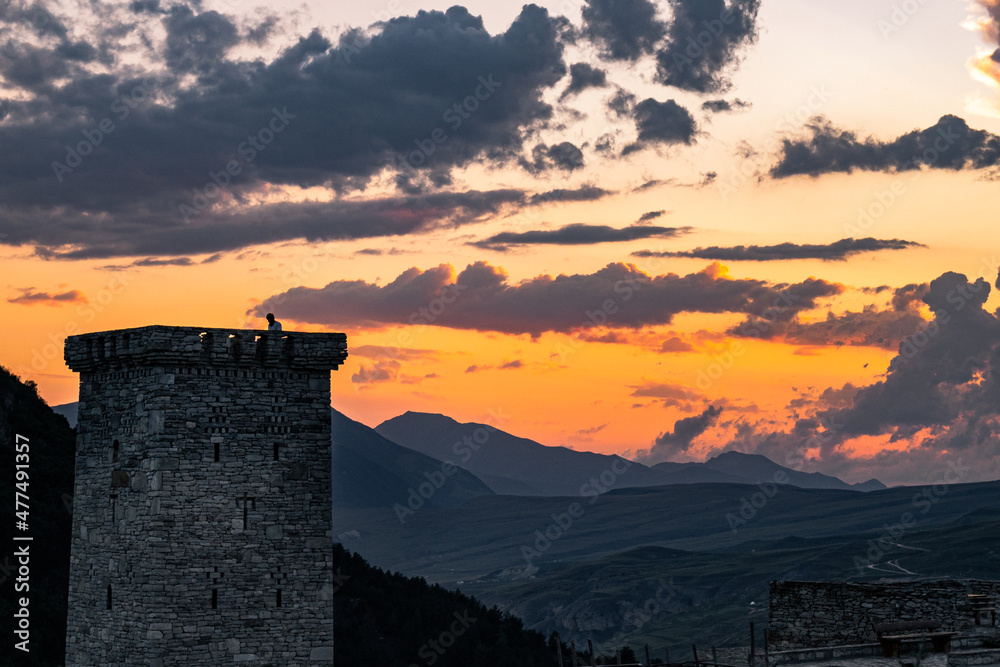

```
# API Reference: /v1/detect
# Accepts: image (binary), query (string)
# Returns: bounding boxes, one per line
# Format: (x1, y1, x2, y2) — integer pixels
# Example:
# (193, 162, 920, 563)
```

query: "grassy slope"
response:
(334, 481, 1000, 659)
(333, 479, 1000, 582)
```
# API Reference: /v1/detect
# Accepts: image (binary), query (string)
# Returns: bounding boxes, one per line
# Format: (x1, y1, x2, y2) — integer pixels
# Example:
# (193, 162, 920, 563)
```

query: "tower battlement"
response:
(64, 325, 348, 372)
(63, 325, 344, 666)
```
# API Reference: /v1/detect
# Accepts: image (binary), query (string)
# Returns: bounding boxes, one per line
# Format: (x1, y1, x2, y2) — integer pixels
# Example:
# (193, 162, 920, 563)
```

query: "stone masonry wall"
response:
(63, 326, 346, 666)
(769, 580, 1000, 650)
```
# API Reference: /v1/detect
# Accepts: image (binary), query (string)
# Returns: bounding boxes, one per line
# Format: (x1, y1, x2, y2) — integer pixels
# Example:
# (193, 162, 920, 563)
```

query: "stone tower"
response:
(63, 325, 347, 666)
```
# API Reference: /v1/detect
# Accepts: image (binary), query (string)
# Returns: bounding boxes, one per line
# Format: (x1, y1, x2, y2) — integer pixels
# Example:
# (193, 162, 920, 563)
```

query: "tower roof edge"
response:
(64, 325, 348, 373)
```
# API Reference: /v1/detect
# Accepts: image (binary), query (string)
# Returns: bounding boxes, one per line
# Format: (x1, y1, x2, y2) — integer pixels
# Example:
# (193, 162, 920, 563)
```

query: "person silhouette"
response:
(265, 313, 282, 331)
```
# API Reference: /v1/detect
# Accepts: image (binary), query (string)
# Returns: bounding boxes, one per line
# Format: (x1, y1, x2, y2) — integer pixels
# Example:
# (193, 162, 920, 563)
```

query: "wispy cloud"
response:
(633, 237, 924, 262)
(7, 288, 86, 306)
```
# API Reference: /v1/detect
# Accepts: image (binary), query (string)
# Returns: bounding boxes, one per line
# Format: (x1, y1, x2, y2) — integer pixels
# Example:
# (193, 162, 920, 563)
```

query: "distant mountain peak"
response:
(388, 411, 463, 426)
(706, 450, 769, 463)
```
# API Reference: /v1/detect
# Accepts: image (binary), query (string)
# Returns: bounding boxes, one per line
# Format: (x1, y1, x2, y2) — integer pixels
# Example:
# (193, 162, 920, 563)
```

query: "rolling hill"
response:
(332, 478, 1000, 584)
(334, 477, 1000, 658)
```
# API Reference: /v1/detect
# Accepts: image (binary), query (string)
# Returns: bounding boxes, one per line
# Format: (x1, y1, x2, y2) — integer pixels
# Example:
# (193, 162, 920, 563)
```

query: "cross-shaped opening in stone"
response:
(112, 440, 119, 463)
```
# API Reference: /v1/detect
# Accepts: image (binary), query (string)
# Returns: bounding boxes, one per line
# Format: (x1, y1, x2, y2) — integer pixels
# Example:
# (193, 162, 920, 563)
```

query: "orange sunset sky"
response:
(4, 0, 1000, 485)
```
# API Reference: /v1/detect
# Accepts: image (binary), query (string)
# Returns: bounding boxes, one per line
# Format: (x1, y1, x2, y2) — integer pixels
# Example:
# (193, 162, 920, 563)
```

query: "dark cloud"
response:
(254, 261, 844, 337)
(623, 98, 697, 154)
(132, 257, 196, 266)
(519, 142, 585, 173)
(733, 270, 1000, 485)
(821, 272, 1000, 455)
(578, 330, 630, 344)
(0, 4, 571, 257)
(351, 359, 401, 385)
(472, 223, 690, 250)
(129, 0, 162, 14)
(594, 133, 617, 155)
(606, 88, 637, 118)
(630, 381, 702, 402)
(771, 115, 1000, 178)
(654, 0, 762, 93)
(643, 405, 723, 462)
(246, 16, 278, 45)
(7, 288, 86, 305)
(659, 336, 695, 353)
(499, 359, 523, 369)
(527, 185, 614, 206)
(637, 210, 667, 223)
(560, 62, 608, 99)
(0, 1, 69, 40)
(163, 6, 240, 74)
(356, 248, 406, 256)
(581, 0, 666, 61)
(816, 384, 859, 410)
(701, 98, 751, 113)
(730, 306, 927, 350)
(350, 355, 433, 386)
(632, 237, 925, 261)
(632, 179, 666, 192)
(729, 282, 929, 349)
(27, 188, 544, 259)
(576, 423, 609, 436)
(892, 282, 930, 311)
(101, 254, 224, 270)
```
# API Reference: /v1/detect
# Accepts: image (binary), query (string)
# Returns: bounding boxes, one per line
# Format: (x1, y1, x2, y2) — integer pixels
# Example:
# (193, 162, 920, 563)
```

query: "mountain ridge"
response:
(375, 410, 885, 495)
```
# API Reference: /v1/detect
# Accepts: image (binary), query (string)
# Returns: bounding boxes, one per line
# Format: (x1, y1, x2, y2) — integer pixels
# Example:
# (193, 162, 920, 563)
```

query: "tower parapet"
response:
(64, 325, 348, 372)
(63, 325, 345, 666)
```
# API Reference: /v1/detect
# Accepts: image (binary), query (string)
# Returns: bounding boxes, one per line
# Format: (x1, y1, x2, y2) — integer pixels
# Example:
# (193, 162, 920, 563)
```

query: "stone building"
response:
(63, 325, 347, 665)
(769, 580, 1000, 650)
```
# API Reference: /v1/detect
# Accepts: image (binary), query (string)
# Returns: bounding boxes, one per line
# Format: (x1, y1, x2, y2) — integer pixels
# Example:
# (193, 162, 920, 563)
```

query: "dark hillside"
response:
(333, 543, 559, 666)
(0, 365, 76, 667)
